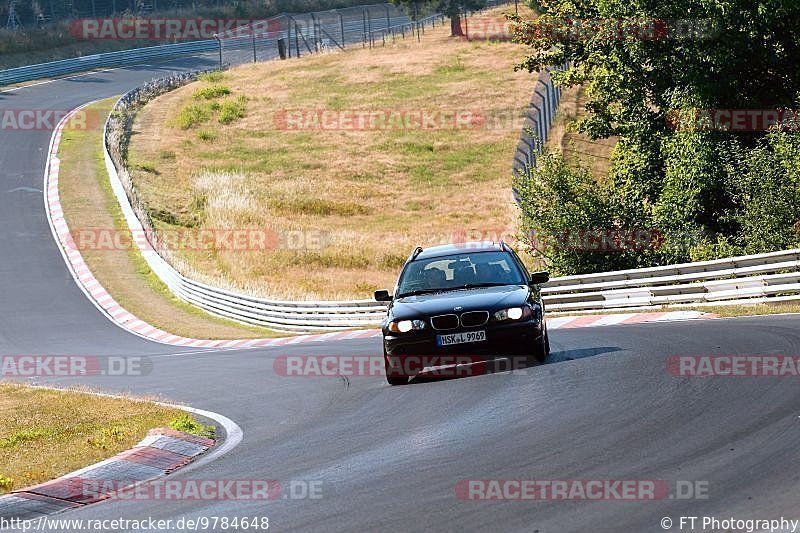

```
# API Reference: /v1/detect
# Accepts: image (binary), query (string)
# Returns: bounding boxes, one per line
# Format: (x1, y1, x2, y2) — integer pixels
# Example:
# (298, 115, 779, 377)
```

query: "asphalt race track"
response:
(2, 59, 800, 533)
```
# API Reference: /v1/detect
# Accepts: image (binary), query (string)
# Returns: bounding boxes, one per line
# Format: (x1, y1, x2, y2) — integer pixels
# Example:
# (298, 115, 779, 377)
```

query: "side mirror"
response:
(530, 271, 549, 285)
(374, 289, 392, 302)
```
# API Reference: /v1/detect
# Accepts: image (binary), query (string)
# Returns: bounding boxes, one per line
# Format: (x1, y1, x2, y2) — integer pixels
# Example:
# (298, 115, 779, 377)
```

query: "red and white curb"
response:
(44, 107, 715, 350)
(0, 428, 214, 520)
(545, 310, 713, 329)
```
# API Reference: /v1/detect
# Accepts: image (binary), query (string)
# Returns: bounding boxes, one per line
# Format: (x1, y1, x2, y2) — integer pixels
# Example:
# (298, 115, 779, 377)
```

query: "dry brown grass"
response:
(545, 84, 617, 179)
(58, 99, 283, 338)
(0, 383, 185, 493)
(127, 6, 537, 300)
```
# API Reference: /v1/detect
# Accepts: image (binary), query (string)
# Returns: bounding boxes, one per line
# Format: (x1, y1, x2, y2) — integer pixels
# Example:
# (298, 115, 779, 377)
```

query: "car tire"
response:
(530, 326, 549, 364)
(384, 351, 409, 386)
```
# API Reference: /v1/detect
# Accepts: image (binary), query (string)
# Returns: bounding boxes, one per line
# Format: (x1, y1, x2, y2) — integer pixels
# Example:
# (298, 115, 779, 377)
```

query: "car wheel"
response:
(544, 324, 550, 354)
(384, 351, 409, 386)
(530, 326, 549, 364)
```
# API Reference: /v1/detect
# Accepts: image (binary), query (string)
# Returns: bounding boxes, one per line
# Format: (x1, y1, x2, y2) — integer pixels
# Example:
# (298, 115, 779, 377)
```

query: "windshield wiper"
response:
(396, 288, 447, 298)
(457, 282, 508, 289)
(397, 283, 509, 298)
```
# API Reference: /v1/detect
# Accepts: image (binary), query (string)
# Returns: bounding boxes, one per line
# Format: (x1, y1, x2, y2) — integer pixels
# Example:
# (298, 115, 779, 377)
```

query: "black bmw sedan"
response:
(375, 242, 550, 385)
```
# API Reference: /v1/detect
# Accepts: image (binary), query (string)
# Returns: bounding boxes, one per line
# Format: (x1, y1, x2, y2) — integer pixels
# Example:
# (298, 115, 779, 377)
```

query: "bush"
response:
(193, 85, 231, 100)
(218, 96, 248, 125)
(731, 130, 800, 254)
(197, 71, 225, 83)
(515, 151, 646, 275)
(176, 105, 211, 130)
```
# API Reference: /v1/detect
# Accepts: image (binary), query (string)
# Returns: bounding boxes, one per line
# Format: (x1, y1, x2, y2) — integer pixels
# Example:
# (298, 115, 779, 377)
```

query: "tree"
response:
(391, 0, 486, 37)
(512, 0, 800, 273)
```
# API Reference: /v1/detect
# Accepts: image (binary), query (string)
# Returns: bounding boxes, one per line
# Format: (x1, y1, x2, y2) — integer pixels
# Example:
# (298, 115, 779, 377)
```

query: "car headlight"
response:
(388, 319, 426, 333)
(494, 306, 533, 321)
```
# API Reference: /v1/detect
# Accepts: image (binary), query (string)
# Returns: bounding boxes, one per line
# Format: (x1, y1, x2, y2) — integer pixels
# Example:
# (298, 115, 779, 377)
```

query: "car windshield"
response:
(395, 251, 526, 297)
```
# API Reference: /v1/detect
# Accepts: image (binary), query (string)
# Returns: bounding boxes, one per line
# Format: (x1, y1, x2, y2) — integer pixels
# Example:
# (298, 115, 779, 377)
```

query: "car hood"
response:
(390, 285, 530, 319)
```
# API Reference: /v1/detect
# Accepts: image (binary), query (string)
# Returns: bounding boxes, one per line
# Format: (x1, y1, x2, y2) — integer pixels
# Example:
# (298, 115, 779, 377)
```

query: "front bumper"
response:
(383, 318, 544, 358)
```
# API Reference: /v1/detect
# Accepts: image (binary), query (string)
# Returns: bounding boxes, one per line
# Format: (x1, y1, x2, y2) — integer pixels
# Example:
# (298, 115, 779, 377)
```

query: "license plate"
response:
(437, 330, 487, 346)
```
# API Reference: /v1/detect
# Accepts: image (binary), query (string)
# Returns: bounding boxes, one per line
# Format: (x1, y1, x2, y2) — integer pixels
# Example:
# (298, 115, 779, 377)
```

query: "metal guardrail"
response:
(511, 66, 563, 205)
(0, 3, 416, 87)
(512, 67, 562, 176)
(0, 40, 218, 86)
(542, 249, 800, 313)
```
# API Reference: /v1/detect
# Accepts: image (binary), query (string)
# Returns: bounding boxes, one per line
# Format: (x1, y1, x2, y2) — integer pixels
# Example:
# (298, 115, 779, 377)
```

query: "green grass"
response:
(194, 85, 232, 100)
(684, 301, 800, 318)
(0, 383, 194, 493)
(197, 71, 225, 83)
(170, 414, 216, 439)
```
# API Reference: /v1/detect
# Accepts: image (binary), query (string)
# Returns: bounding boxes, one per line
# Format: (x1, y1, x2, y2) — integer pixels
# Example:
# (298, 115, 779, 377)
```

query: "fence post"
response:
(362, 10, 367, 47)
(339, 12, 345, 46)
(277, 38, 287, 59)
(385, 5, 391, 29)
(213, 34, 222, 69)
(311, 13, 319, 51)
(295, 22, 301, 57)
(252, 29, 257, 62)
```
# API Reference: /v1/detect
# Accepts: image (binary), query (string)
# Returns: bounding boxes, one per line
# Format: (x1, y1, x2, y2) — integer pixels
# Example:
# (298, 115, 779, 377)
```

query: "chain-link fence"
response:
(212, 3, 427, 66)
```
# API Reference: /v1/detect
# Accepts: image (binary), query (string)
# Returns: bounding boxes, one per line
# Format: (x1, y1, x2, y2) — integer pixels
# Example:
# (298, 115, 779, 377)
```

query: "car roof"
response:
(412, 241, 506, 261)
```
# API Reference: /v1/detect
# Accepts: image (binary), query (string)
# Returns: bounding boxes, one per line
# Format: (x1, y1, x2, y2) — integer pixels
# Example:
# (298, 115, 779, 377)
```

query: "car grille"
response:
(431, 311, 489, 330)
(431, 314, 459, 330)
(460, 310, 489, 328)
